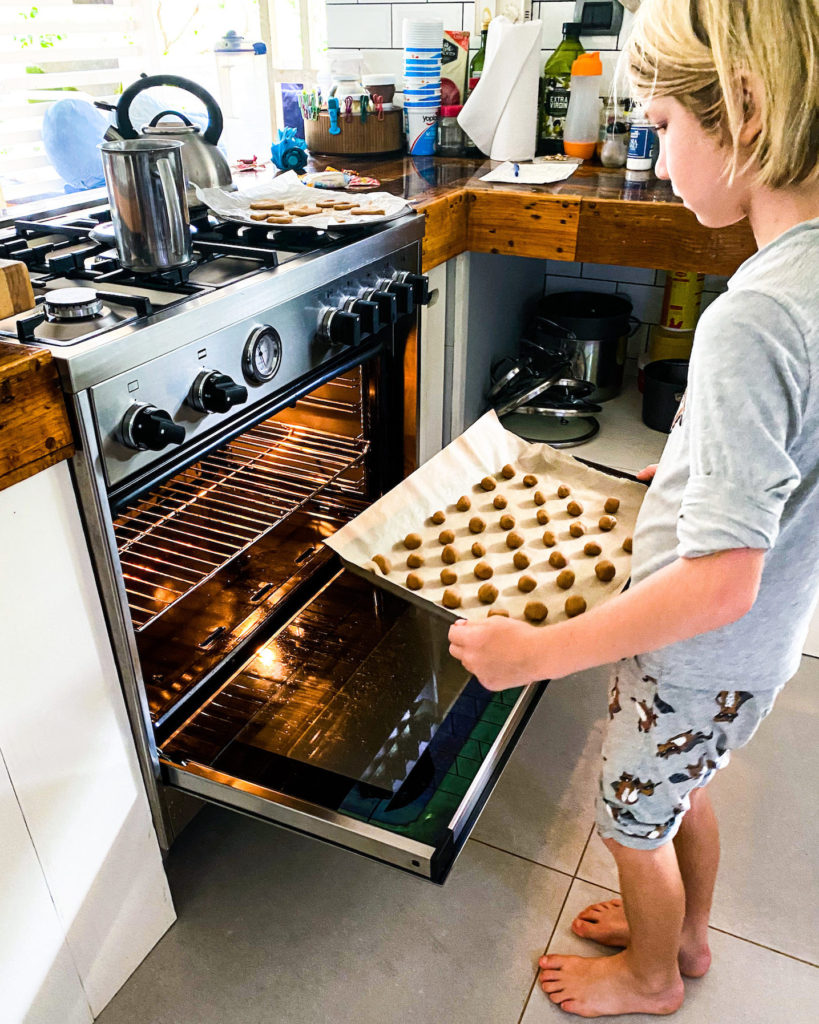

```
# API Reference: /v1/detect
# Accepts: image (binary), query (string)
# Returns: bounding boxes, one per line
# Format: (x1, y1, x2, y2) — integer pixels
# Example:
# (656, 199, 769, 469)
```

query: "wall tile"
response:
(360, 49, 405, 76)
(616, 281, 664, 323)
(704, 273, 729, 291)
(327, 4, 392, 47)
(581, 262, 655, 284)
(538, 1, 575, 51)
(462, 2, 475, 34)
(545, 258, 581, 276)
(392, 1, 464, 44)
(545, 275, 616, 294)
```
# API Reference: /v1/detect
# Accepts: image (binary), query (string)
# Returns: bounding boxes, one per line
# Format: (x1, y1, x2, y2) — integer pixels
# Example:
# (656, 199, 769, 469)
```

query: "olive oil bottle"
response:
(537, 22, 585, 155)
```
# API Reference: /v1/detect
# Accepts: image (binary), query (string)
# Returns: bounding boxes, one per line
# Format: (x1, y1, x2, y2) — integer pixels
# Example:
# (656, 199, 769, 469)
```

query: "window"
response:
(0, 0, 325, 212)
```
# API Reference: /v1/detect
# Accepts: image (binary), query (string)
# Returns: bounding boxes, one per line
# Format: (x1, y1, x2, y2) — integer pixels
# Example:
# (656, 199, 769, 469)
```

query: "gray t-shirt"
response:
(632, 217, 819, 691)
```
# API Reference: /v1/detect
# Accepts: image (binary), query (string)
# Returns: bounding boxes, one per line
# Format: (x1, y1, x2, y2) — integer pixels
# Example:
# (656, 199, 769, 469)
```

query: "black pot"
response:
(642, 359, 689, 433)
(526, 291, 638, 402)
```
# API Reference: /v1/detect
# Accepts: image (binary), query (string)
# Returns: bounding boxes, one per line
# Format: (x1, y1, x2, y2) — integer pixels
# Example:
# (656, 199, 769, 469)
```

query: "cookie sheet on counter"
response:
(325, 411, 647, 624)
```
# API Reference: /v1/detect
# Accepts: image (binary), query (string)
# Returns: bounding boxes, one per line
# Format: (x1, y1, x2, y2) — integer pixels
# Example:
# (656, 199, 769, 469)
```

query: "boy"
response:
(448, 0, 819, 1015)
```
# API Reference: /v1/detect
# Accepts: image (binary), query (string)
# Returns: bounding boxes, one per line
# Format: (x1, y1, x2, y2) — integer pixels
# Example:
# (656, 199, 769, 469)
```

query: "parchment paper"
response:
(194, 171, 412, 232)
(325, 410, 646, 625)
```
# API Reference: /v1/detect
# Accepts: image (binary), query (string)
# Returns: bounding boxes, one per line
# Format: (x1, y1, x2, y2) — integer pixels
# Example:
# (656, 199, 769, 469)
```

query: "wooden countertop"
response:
(0, 156, 757, 492)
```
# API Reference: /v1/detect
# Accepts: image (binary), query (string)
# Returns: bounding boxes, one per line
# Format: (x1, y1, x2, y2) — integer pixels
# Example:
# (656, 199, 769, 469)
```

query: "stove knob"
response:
(342, 298, 380, 335)
(385, 281, 414, 316)
(119, 403, 186, 452)
(400, 272, 430, 306)
(369, 289, 398, 325)
(319, 307, 361, 347)
(189, 370, 249, 414)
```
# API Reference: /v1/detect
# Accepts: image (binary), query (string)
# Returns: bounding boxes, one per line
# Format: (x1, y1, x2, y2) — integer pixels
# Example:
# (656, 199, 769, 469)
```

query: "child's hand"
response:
(637, 463, 659, 482)
(448, 617, 541, 691)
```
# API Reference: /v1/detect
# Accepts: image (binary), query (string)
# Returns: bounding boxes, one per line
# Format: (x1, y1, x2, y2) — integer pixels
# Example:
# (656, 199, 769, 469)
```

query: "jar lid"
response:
(440, 104, 463, 116)
(571, 51, 603, 76)
(362, 74, 395, 86)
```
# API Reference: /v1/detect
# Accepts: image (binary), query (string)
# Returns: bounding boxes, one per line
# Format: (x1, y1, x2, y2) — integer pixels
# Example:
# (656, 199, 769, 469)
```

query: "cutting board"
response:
(0, 259, 35, 320)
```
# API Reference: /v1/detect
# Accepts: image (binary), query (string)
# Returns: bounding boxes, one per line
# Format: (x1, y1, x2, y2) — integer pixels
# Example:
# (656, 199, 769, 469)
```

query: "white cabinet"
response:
(0, 462, 175, 1021)
(417, 260, 447, 465)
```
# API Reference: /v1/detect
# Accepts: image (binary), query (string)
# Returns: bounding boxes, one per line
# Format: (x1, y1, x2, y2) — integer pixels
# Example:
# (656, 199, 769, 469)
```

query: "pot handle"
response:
(147, 110, 196, 129)
(116, 73, 223, 145)
(627, 315, 642, 338)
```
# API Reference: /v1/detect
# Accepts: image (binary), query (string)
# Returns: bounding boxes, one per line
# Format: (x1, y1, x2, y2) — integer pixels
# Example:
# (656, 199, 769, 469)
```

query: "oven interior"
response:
(109, 357, 531, 877)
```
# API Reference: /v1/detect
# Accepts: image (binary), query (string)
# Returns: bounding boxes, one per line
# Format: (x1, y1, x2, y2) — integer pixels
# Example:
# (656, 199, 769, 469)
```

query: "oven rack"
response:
(113, 418, 369, 631)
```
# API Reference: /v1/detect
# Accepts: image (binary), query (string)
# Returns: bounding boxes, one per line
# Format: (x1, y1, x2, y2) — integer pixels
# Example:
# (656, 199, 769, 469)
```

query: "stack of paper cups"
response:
(402, 18, 442, 155)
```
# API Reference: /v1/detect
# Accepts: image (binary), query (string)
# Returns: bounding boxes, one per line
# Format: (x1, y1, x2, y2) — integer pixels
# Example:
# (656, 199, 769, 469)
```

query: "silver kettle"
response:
(105, 73, 232, 205)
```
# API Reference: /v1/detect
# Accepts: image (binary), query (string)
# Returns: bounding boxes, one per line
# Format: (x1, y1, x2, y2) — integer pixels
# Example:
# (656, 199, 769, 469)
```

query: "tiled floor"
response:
(97, 656, 819, 1024)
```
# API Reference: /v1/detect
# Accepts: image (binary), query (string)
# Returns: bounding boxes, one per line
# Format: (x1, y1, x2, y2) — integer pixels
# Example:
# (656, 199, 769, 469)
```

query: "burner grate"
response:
(114, 417, 369, 630)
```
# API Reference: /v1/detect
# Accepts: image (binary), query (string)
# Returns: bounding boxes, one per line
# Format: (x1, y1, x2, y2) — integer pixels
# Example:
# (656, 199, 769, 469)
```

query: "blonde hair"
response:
(621, 0, 819, 188)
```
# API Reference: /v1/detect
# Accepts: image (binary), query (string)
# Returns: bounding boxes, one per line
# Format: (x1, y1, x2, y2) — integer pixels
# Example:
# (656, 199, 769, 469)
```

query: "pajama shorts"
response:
(595, 656, 782, 851)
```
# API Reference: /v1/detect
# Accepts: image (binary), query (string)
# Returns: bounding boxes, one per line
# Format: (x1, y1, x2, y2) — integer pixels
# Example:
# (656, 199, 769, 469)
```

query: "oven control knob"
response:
(319, 307, 361, 347)
(385, 281, 414, 316)
(364, 289, 398, 325)
(342, 298, 380, 335)
(189, 369, 249, 414)
(393, 271, 430, 306)
(119, 403, 186, 451)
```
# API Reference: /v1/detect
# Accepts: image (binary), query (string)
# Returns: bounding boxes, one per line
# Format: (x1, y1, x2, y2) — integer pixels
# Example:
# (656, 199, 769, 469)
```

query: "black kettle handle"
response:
(147, 109, 196, 128)
(116, 73, 223, 145)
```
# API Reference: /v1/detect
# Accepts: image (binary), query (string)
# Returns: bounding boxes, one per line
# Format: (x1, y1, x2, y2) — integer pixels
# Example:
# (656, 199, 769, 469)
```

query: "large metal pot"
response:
(524, 291, 640, 402)
(104, 73, 232, 206)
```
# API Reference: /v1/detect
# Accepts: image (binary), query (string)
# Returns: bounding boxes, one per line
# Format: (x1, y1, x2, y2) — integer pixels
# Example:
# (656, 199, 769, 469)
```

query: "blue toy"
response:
(270, 127, 308, 173)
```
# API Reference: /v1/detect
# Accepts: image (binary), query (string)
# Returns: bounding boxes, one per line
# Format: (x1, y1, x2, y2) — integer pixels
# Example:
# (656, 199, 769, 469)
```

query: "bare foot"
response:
(538, 950, 684, 1018)
(571, 899, 712, 978)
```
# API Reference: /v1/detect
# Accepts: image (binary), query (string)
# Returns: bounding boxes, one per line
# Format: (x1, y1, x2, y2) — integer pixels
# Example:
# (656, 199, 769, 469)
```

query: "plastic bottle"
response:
(537, 22, 584, 156)
(563, 51, 603, 159)
(469, 8, 491, 83)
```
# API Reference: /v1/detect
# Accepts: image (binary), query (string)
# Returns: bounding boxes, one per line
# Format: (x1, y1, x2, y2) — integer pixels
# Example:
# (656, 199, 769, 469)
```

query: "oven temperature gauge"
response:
(243, 325, 282, 383)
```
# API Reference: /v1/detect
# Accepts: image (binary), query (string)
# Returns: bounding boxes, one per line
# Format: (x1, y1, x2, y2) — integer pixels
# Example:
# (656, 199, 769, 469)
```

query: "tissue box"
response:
(442, 29, 469, 105)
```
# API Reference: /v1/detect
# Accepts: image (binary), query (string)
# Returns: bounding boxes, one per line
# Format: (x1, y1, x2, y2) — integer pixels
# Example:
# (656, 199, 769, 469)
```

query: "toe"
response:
(571, 919, 590, 938)
(539, 954, 560, 968)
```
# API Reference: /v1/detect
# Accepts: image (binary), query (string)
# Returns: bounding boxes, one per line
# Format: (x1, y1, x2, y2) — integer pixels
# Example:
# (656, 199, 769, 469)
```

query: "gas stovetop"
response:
(0, 204, 372, 348)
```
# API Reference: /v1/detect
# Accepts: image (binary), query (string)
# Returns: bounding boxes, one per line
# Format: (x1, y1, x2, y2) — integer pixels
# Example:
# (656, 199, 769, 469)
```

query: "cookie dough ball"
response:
(442, 588, 462, 609)
(513, 550, 530, 570)
(406, 572, 423, 590)
(523, 474, 538, 488)
(478, 582, 499, 604)
(595, 559, 616, 582)
(549, 550, 568, 569)
(524, 600, 548, 623)
(556, 569, 575, 590)
(517, 574, 537, 593)
(542, 530, 557, 547)
(536, 509, 550, 526)
(438, 528, 455, 545)
(469, 516, 486, 534)
(565, 595, 587, 618)
(567, 500, 584, 517)
(488, 607, 510, 618)
(474, 561, 494, 580)
(372, 554, 391, 575)
(407, 553, 424, 569)
(569, 521, 586, 538)
(533, 490, 546, 506)
(499, 513, 516, 531)
(501, 464, 516, 479)
(404, 533, 422, 550)
(599, 514, 617, 532)
(441, 544, 458, 564)
(604, 497, 621, 514)
(623, 536, 633, 553)
(505, 531, 524, 549)
(557, 484, 571, 499)
(456, 495, 471, 512)
(471, 541, 486, 558)
(431, 510, 446, 525)
(493, 494, 508, 510)
(480, 476, 497, 491)
(440, 567, 457, 585)
(584, 540, 602, 557)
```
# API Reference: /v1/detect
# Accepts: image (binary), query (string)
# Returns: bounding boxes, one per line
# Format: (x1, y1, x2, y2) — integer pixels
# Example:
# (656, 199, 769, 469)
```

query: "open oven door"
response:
(159, 569, 545, 883)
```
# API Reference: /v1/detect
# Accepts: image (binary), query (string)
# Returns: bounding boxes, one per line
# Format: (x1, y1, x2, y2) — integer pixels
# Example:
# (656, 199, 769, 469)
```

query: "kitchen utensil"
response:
(105, 73, 232, 204)
(642, 359, 689, 433)
(0, 259, 35, 319)
(98, 138, 192, 273)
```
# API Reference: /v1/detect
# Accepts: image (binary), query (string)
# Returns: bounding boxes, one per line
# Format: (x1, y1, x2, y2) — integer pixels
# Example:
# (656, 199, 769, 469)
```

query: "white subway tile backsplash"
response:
(545, 259, 581, 276)
(392, 1, 463, 43)
(462, 2, 475, 34)
(545, 275, 617, 294)
(360, 49, 405, 76)
(537, 1, 576, 51)
(327, 4, 392, 47)
(616, 281, 665, 324)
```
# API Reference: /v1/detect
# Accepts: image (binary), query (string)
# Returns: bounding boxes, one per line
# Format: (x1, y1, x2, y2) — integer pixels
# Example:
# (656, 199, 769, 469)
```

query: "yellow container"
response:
(660, 270, 704, 330)
(649, 324, 695, 363)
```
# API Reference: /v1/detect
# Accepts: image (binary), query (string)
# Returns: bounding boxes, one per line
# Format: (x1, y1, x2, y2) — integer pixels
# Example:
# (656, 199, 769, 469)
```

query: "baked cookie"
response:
(524, 601, 548, 623)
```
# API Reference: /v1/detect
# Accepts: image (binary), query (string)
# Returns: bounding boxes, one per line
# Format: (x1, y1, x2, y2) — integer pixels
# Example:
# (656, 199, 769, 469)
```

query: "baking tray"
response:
(195, 170, 412, 233)
(326, 411, 647, 625)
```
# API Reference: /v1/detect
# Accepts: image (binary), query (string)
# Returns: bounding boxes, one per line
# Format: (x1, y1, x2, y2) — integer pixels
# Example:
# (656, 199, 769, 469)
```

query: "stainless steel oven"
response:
(4, 210, 544, 882)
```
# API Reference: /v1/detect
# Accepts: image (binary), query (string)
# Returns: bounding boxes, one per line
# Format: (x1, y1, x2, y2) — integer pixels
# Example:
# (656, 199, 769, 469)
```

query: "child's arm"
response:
(447, 546, 765, 691)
